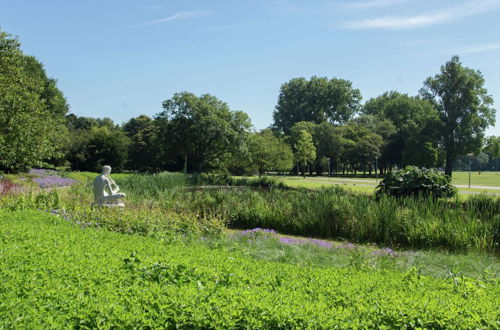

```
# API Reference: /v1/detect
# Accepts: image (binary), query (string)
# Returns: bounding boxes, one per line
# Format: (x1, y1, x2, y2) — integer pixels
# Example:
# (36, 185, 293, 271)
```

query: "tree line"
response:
(1, 29, 499, 177)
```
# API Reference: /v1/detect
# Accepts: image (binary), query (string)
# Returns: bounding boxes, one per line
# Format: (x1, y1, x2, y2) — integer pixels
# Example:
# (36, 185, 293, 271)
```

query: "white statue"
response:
(92, 165, 126, 207)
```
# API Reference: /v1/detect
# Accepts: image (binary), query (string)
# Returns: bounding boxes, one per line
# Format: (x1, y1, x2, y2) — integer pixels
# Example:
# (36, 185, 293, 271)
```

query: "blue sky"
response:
(1, 0, 500, 135)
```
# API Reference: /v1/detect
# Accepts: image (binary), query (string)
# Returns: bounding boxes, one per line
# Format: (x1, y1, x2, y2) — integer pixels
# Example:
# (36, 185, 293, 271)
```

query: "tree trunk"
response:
(445, 155, 454, 177)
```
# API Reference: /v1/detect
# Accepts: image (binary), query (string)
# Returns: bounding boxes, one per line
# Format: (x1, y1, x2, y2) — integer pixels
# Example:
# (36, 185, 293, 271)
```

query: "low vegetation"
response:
(376, 167, 457, 198)
(1, 210, 498, 328)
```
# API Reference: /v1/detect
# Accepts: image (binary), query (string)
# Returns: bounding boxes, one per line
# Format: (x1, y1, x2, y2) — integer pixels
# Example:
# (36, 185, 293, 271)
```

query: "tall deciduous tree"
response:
(420, 56, 496, 177)
(363, 92, 437, 171)
(0, 30, 69, 172)
(123, 115, 159, 172)
(157, 92, 252, 172)
(273, 76, 361, 134)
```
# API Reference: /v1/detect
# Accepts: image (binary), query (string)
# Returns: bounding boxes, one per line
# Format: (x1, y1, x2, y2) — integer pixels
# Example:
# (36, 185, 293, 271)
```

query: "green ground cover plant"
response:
(1, 210, 499, 328)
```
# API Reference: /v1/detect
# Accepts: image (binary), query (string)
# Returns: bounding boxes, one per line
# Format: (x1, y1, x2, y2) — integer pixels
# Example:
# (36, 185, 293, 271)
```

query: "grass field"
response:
(451, 171, 500, 186)
(1, 210, 498, 328)
(272, 173, 500, 196)
(276, 171, 500, 186)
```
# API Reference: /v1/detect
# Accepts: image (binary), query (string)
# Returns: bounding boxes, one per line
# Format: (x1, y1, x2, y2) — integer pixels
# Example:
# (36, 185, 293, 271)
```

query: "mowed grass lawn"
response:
(270, 172, 500, 195)
(451, 171, 500, 187)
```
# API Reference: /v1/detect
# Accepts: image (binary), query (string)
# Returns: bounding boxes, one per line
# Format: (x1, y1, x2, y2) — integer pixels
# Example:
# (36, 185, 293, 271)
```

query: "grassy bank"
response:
(2, 172, 499, 252)
(1, 210, 498, 328)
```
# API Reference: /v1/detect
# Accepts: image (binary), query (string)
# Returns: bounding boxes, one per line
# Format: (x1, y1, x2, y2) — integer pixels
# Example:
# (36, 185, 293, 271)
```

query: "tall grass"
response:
(105, 175, 500, 252)
(5, 172, 498, 252)
(179, 188, 498, 252)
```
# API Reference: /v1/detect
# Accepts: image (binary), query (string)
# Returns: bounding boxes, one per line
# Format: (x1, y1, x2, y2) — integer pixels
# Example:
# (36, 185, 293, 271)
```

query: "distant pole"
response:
(328, 158, 331, 179)
(375, 157, 379, 182)
(468, 154, 472, 188)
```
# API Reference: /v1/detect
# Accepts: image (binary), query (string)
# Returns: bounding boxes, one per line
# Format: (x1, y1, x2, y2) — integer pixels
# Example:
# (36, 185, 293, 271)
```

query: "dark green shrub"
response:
(194, 173, 287, 189)
(376, 167, 457, 199)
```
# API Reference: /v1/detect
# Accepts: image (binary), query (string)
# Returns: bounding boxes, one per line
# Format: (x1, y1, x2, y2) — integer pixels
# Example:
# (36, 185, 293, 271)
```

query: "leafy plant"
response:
(376, 167, 457, 198)
(0, 210, 498, 328)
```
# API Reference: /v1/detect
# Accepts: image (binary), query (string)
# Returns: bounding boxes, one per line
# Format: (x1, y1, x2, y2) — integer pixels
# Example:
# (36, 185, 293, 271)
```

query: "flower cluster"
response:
(241, 228, 277, 235)
(371, 247, 397, 257)
(237, 227, 401, 256)
(279, 236, 333, 249)
(29, 169, 76, 189)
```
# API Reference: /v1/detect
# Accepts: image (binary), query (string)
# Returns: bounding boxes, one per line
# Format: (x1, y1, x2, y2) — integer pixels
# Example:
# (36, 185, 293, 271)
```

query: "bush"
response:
(376, 167, 457, 199)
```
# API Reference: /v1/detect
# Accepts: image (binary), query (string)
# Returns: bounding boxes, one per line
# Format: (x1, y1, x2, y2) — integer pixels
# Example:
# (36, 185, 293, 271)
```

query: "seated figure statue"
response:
(92, 165, 126, 207)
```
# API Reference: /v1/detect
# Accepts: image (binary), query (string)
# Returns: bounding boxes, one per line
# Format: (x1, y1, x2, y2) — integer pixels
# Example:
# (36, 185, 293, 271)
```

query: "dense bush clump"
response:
(192, 172, 287, 189)
(1, 210, 498, 328)
(376, 167, 457, 198)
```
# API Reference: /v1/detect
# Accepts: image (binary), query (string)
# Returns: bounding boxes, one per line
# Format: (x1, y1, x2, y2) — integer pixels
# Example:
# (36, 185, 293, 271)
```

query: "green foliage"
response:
(273, 76, 362, 133)
(67, 118, 130, 172)
(0, 30, 69, 172)
(294, 130, 316, 175)
(363, 91, 438, 171)
(402, 136, 439, 168)
(157, 92, 252, 172)
(248, 129, 293, 175)
(1, 210, 498, 328)
(123, 115, 159, 171)
(420, 56, 496, 177)
(191, 172, 287, 190)
(376, 167, 457, 199)
(340, 122, 383, 173)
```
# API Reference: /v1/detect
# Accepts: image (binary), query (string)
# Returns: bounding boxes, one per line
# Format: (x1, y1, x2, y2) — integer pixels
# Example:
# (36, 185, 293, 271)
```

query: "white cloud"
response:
(344, 0, 500, 29)
(455, 43, 500, 54)
(131, 11, 212, 27)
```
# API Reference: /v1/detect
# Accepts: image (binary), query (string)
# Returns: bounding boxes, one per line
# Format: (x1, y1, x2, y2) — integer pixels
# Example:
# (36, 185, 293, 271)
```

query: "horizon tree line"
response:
(1, 28, 498, 177)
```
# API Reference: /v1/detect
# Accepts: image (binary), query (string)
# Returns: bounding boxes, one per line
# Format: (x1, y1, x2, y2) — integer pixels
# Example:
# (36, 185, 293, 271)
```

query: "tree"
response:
(157, 92, 252, 172)
(67, 117, 130, 172)
(340, 122, 383, 174)
(402, 136, 438, 168)
(420, 56, 496, 177)
(249, 129, 293, 175)
(294, 130, 316, 177)
(313, 122, 344, 175)
(273, 76, 361, 133)
(483, 136, 500, 171)
(123, 115, 159, 172)
(363, 92, 437, 172)
(0, 30, 69, 172)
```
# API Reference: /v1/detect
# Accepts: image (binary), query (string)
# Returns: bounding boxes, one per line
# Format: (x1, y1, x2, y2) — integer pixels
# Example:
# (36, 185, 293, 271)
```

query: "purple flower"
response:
(279, 236, 333, 249)
(337, 243, 357, 250)
(371, 247, 398, 257)
(240, 228, 277, 237)
(32, 174, 76, 188)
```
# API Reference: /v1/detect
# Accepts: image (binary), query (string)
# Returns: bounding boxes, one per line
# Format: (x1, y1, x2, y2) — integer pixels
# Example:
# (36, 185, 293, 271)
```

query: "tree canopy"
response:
(273, 76, 362, 133)
(156, 92, 252, 172)
(420, 56, 496, 177)
(0, 30, 69, 172)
